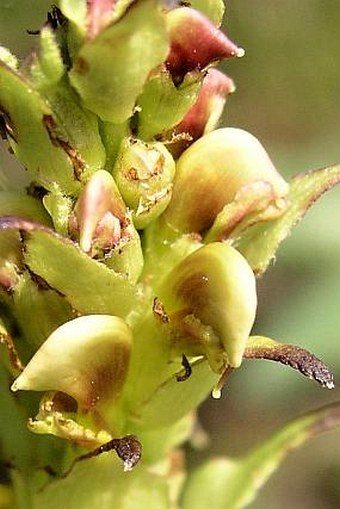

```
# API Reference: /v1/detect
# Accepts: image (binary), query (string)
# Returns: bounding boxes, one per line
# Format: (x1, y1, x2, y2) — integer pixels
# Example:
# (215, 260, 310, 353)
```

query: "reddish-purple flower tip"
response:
(86, 0, 117, 38)
(166, 7, 244, 82)
(175, 68, 235, 142)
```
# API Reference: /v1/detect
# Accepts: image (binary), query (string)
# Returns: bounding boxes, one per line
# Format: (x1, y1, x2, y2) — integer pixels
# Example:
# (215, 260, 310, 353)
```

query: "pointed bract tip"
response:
(236, 47, 246, 58)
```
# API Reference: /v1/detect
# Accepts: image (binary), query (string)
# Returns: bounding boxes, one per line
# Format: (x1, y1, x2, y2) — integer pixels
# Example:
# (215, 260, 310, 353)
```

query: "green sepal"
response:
(12, 272, 74, 348)
(69, 0, 169, 123)
(122, 309, 175, 411)
(182, 402, 340, 509)
(136, 69, 202, 140)
(0, 62, 80, 194)
(56, 0, 87, 60)
(58, 0, 87, 38)
(24, 228, 136, 318)
(189, 0, 225, 26)
(235, 164, 340, 275)
(141, 218, 202, 290)
(129, 359, 219, 429)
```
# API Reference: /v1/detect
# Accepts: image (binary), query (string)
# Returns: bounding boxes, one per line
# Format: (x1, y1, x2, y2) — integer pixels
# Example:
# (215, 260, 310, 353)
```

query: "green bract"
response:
(69, 0, 169, 123)
(0, 1, 339, 508)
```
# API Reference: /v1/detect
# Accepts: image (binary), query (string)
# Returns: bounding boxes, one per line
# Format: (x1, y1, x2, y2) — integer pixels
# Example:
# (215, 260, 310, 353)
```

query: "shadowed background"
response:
(1, 1, 340, 508)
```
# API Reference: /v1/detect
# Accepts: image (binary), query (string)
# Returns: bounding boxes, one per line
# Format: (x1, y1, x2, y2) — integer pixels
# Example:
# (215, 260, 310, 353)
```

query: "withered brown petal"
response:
(244, 336, 334, 389)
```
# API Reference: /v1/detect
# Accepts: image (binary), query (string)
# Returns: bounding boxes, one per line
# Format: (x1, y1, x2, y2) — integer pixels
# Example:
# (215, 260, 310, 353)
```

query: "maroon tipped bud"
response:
(166, 7, 244, 82)
(69, 170, 126, 255)
(175, 68, 235, 143)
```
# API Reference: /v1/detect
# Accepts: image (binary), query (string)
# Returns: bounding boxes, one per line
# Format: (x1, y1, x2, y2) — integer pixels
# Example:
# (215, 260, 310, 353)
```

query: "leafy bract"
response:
(69, 0, 169, 122)
(0, 217, 136, 317)
(130, 359, 219, 429)
(0, 62, 79, 194)
(33, 454, 171, 509)
(182, 401, 340, 509)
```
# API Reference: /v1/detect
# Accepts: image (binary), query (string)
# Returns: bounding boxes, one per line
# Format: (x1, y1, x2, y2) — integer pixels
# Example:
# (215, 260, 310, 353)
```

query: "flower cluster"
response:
(0, 1, 339, 507)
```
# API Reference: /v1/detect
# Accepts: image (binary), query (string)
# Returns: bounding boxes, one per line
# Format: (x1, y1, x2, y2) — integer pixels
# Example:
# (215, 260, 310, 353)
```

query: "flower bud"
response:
(69, 169, 126, 254)
(165, 7, 244, 83)
(69, 169, 143, 282)
(113, 138, 175, 229)
(171, 68, 235, 155)
(164, 127, 289, 233)
(158, 242, 257, 369)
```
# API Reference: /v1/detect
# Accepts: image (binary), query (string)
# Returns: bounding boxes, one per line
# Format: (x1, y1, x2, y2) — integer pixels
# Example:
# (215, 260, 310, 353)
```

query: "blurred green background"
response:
(1, 1, 340, 508)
